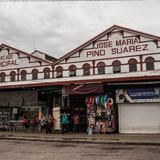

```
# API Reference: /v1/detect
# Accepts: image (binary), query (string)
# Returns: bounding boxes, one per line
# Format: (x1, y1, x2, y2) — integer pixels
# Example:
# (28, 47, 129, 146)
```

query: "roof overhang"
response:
(0, 74, 160, 90)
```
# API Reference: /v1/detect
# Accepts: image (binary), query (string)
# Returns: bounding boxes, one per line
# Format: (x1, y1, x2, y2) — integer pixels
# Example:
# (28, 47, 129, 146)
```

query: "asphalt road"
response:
(0, 140, 160, 160)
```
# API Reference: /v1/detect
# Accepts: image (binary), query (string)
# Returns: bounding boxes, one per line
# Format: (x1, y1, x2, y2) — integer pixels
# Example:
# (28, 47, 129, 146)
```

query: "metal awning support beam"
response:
(107, 81, 160, 85)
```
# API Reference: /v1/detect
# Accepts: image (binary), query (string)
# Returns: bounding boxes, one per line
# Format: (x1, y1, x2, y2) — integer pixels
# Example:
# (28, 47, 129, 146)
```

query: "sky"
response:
(0, 1, 160, 59)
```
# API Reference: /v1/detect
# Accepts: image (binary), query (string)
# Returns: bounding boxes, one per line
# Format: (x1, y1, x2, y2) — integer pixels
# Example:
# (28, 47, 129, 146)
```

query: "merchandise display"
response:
(85, 95, 115, 134)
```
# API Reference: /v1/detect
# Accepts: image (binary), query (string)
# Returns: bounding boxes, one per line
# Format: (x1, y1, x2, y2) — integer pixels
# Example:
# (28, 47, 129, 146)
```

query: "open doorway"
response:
(62, 94, 87, 133)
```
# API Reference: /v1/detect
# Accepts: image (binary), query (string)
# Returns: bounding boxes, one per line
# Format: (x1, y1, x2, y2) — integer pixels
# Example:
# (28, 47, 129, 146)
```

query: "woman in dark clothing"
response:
(46, 115, 56, 134)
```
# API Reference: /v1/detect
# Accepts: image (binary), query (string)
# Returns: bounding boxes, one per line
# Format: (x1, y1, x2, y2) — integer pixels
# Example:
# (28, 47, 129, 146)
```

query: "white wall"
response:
(118, 103, 160, 133)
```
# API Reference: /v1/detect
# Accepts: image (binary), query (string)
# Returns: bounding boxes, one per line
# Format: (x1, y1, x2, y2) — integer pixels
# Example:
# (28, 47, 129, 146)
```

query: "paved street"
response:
(0, 140, 160, 160)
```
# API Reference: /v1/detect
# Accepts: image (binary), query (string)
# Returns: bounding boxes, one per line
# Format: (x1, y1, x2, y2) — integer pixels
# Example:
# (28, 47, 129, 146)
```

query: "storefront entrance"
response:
(62, 95, 87, 132)
(62, 93, 117, 134)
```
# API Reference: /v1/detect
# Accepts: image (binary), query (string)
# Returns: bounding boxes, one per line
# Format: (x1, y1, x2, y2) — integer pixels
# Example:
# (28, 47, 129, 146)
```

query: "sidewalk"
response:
(0, 131, 160, 145)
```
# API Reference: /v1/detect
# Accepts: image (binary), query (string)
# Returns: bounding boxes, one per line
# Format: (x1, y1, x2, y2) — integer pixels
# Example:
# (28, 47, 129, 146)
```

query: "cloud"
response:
(0, 1, 160, 58)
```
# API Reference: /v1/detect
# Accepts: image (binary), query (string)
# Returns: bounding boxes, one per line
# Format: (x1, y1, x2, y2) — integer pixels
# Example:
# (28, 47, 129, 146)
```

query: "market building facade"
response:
(0, 25, 160, 133)
(0, 44, 61, 131)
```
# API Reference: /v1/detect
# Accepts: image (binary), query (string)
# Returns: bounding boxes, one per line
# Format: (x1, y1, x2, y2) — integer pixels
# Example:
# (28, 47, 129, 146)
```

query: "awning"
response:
(0, 91, 23, 107)
(107, 81, 160, 85)
(0, 90, 45, 107)
(37, 86, 62, 93)
(37, 86, 62, 90)
(63, 83, 103, 95)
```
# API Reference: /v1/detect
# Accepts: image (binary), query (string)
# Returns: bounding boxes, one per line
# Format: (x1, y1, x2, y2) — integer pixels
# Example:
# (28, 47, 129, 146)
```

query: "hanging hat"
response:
(103, 95, 107, 106)
(107, 100, 111, 109)
(95, 96, 98, 105)
(105, 96, 108, 109)
(97, 96, 101, 106)
(108, 98, 114, 106)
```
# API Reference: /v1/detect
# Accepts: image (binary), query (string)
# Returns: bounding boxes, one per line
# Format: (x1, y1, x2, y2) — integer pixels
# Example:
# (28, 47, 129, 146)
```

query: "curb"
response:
(1, 136, 160, 146)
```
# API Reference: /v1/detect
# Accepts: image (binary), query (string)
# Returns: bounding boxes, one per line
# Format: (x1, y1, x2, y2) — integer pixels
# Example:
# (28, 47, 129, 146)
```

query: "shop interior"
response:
(63, 95, 87, 132)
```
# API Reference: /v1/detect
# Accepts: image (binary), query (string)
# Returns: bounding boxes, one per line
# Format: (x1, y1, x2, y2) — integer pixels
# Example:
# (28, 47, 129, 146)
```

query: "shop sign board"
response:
(84, 36, 150, 58)
(116, 88, 160, 103)
(85, 37, 149, 57)
(0, 54, 19, 68)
